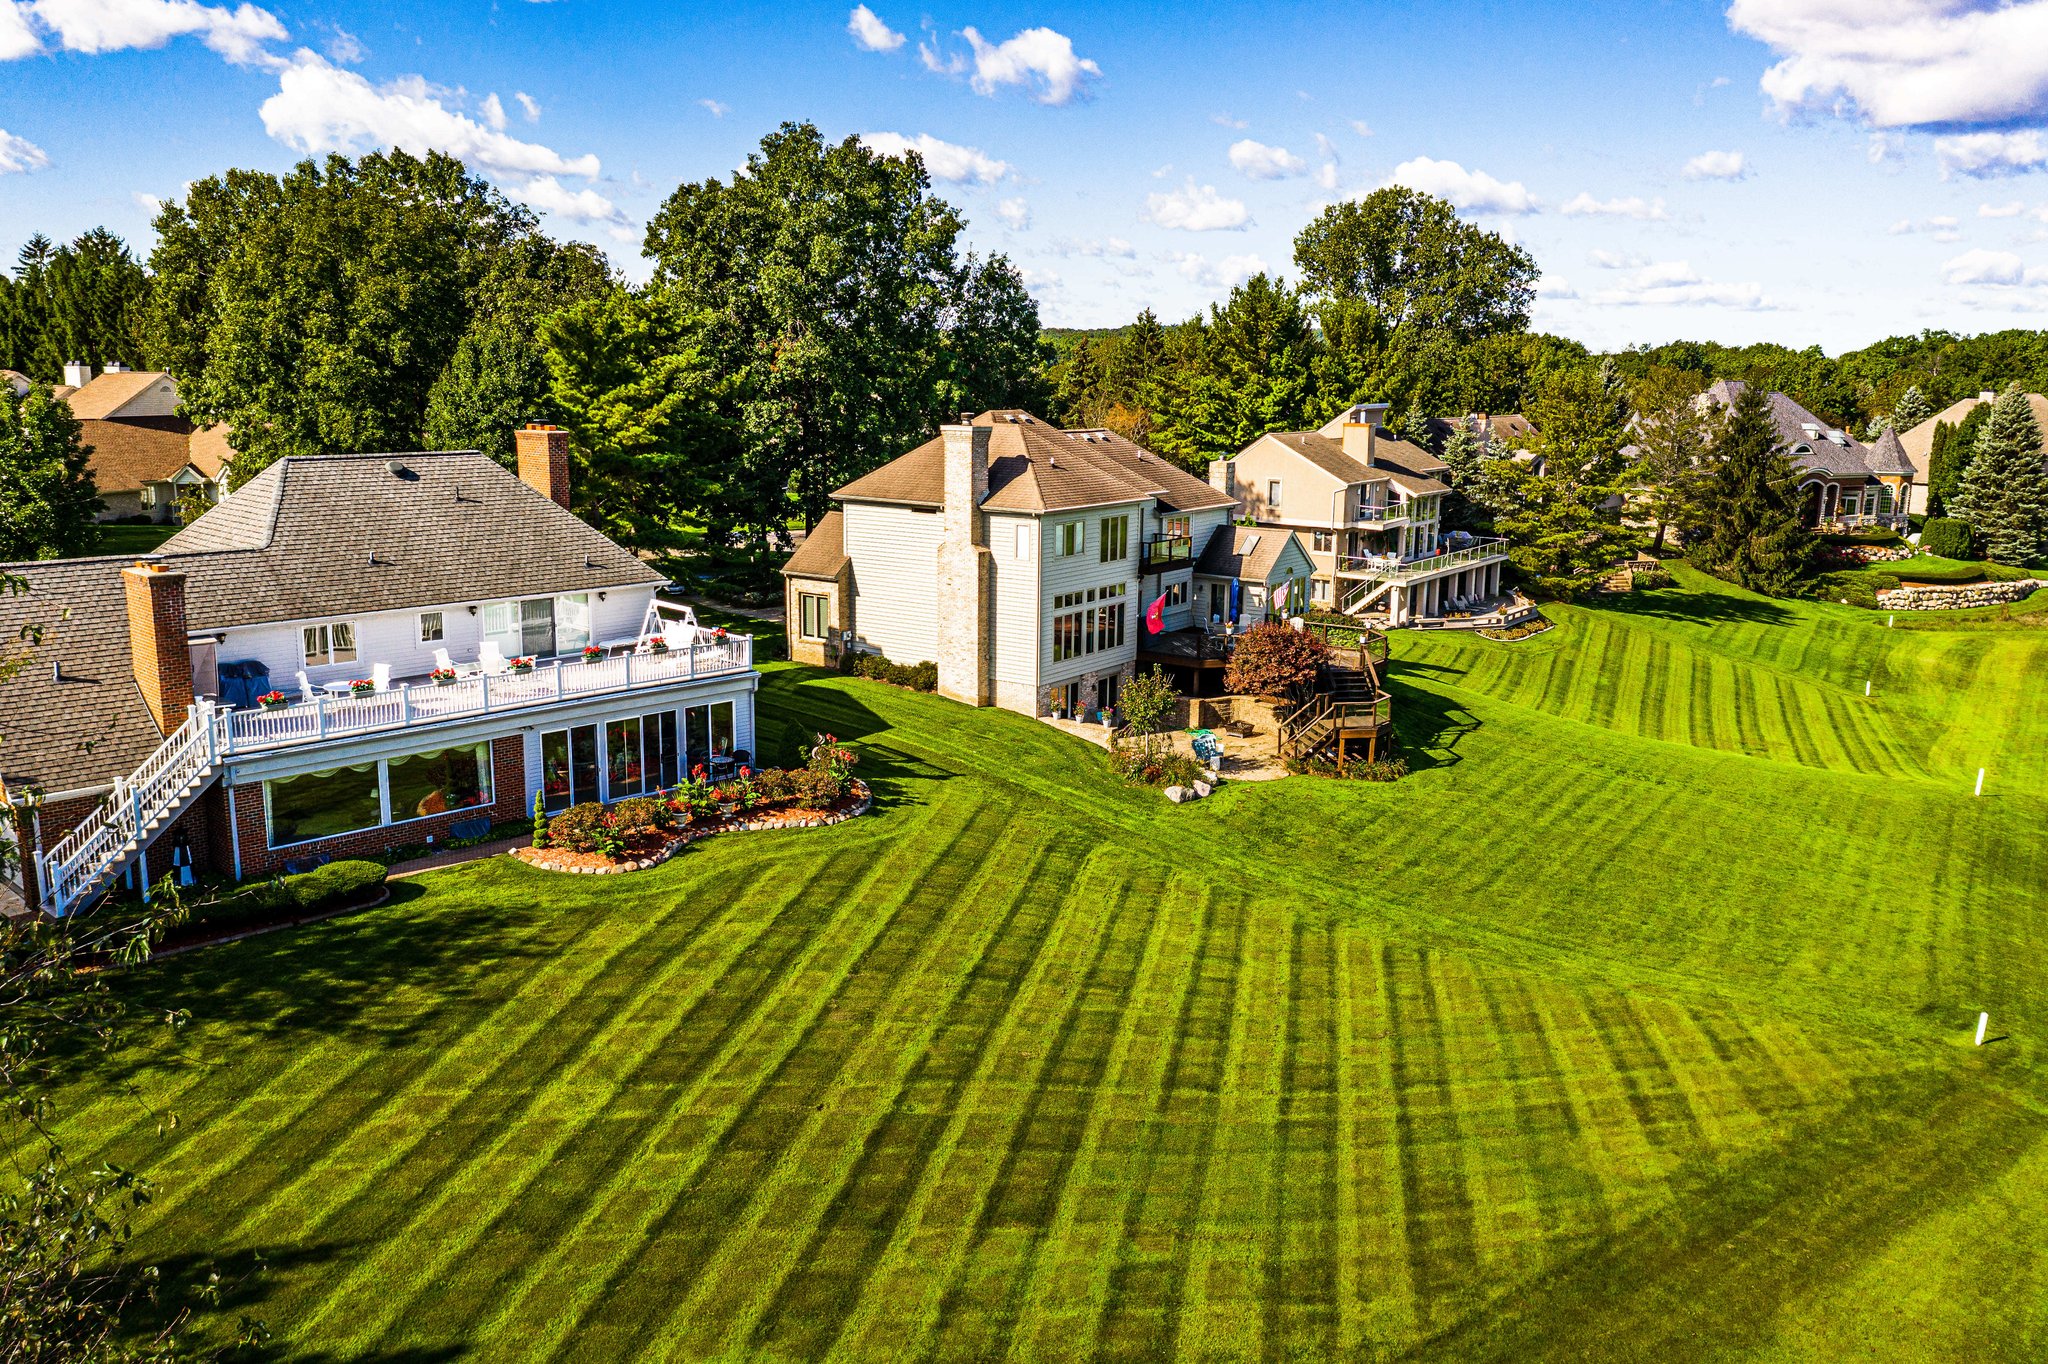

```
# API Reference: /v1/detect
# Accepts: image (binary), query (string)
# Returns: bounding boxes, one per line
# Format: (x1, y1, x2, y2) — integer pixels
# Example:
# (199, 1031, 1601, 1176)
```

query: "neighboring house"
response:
(1212, 402, 1512, 625)
(1425, 412, 1536, 460)
(781, 409, 1303, 716)
(0, 423, 760, 915)
(1696, 381, 1912, 530)
(1896, 389, 2048, 516)
(59, 364, 233, 521)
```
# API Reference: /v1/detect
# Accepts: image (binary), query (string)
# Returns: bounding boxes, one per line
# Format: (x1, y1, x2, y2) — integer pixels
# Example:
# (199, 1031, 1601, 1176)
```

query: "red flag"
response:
(1145, 592, 1167, 634)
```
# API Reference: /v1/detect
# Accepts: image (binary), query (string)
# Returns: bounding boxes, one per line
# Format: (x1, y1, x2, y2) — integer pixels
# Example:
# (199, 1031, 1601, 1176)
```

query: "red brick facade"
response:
(228, 734, 528, 878)
(515, 424, 572, 509)
(122, 562, 191, 736)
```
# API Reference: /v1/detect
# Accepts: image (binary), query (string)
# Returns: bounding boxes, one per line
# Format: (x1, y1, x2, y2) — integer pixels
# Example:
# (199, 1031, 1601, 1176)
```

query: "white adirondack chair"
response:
(479, 642, 509, 675)
(295, 670, 315, 703)
(372, 662, 392, 692)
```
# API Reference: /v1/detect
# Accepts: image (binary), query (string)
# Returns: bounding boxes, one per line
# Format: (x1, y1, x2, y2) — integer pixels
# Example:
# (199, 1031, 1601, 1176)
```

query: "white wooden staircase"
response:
(40, 704, 228, 916)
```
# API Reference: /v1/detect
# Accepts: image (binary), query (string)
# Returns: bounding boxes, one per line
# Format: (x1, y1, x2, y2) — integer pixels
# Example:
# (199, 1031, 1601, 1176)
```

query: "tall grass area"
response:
(45, 566, 2048, 1361)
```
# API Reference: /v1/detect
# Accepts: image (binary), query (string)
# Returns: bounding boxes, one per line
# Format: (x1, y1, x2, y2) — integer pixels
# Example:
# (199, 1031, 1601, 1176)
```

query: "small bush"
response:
(1285, 755, 1409, 782)
(1922, 517, 1973, 561)
(791, 766, 845, 808)
(1632, 568, 1674, 590)
(1109, 747, 1205, 789)
(288, 860, 386, 910)
(611, 796, 673, 834)
(1222, 622, 1329, 698)
(847, 652, 938, 691)
(749, 768, 796, 805)
(546, 801, 611, 853)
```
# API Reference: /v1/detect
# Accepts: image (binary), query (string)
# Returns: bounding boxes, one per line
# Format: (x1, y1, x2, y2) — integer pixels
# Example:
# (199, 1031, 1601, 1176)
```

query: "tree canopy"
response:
(0, 230, 151, 381)
(1690, 383, 1813, 594)
(1291, 188, 1538, 340)
(0, 384, 100, 560)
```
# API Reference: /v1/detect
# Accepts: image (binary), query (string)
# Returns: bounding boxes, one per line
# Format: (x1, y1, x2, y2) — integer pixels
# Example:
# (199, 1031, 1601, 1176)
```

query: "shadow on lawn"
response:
(1392, 683, 1482, 772)
(1598, 586, 1799, 628)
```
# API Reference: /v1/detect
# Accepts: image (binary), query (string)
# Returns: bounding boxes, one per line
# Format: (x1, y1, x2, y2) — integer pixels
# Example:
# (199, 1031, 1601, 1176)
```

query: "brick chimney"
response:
(123, 562, 193, 735)
(934, 419, 993, 707)
(515, 423, 572, 508)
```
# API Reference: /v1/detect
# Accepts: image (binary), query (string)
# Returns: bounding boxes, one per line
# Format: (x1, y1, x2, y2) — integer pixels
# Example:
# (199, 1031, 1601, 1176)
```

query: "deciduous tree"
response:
(0, 383, 101, 560)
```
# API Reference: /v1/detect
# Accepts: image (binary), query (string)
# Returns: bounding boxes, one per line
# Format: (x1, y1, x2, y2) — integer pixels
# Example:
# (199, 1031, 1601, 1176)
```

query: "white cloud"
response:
(1315, 161, 1339, 191)
(1051, 236, 1135, 258)
(1143, 179, 1250, 231)
(518, 174, 627, 226)
(1891, 215, 1963, 241)
(1560, 191, 1670, 220)
(847, 4, 904, 52)
(22, 0, 287, 66)
(1172, 251, 1268, 289)
(0, 3, 36, 59)
(859, 131, 1009, 183)
(481, 93, 507, 131)
(1941, 248, 2027, 286)
(132, 190, 164, 214)
(1981, 201, 2026, 218)
(1868, 131, 1905, 164)
(699, 98, 729, 118)
(1537, 276, 1579, 300)
(1227, 138, 1307, 180)
(0, 128, 48, 174)
(319, 21, 363, 64)
(1586, 259, 1771, 309)
(1211, 113, 1248, 129)
(1730, 0, 2048, 130)
(1348, 119, 1372, 136)
(960, 25, 1100, 104)
(1682, 149, 1748, 181)
(1588, 249, 1649, 270)
(996, 196, 1030, 229)
(260, 53, 602, 178)
(514, 91, 541, 122)
(1385, 156, 1538, 214)
(1935, 130, 2048, 178)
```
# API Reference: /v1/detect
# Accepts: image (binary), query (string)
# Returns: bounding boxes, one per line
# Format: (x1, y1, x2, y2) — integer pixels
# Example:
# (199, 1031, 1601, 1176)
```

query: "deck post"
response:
(316, 694, 328, 740)
(481, 673, 491, 713)
(401, 685, 412, 726)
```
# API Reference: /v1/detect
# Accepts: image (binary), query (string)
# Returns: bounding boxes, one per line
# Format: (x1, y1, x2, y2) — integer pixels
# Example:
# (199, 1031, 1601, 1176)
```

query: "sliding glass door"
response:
(484, 593, 594, 660)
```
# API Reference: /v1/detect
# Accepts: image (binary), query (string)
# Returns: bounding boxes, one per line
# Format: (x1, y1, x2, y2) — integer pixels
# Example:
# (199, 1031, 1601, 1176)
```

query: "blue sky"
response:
(6, 0, 2048, 352)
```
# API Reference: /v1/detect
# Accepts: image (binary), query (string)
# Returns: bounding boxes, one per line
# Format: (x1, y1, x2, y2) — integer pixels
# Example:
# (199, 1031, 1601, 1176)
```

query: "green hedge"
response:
(191, 859, 387, 934)
(843, 652, 938, 691)
(1922, 518, 1972, 561)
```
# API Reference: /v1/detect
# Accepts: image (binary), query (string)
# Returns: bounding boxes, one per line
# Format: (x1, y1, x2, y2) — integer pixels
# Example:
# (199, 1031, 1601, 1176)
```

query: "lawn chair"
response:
(479, 643, 508, 675)
(295, 670, 315, 703)
(371, 662, 392, 693)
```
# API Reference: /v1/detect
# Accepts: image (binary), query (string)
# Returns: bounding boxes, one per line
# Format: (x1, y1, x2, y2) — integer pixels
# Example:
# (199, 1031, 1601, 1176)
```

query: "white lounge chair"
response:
(479, 643, 509, 676)
(372, 662, 392, 692)
(295, 670, 315, 703)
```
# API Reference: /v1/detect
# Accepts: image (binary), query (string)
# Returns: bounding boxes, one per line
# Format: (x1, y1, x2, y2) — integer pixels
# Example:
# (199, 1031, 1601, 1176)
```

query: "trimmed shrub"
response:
(1285, 755, 1409, 782)
(846, 652, 938, 691)
(749, 768, 796, 806)
(1632, 568, 1674, 590)
(1922, 517, 1973, 561)
(1222, 622, 1329, 698)
(791, 766, 845, 808)
(1109, 746, 1204, 789)
(611, 796, 673, 835)
(288, 860, 386, 910)
(546, 801, 611, 853)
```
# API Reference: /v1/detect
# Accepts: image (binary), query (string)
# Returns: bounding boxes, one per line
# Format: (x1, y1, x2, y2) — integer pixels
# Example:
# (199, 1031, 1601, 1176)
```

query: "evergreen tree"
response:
(1692, 384, 1812, 594)
(1436, 421, 1496, 531)
(1928, 401, 1991, 516)
(1890, 383, 1932, 431)
(0, 230, 150, 379)
(1629, 365, 1717, 551)
(1149, 274, 1316, 470)
(1950, 386, 2048, 565)
(0, 383, 102, 559)
(1488, 364, 1640, 584)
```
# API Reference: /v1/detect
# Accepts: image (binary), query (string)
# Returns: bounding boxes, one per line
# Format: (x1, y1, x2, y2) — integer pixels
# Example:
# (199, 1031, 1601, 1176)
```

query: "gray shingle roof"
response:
(782, 510, 848, 579)
(1700, 380, 1888, 480)
(1260, 431, 1450, 496)
(1193, 525, 1302, 582)
(0, 557, 165, 793)
(157, 451, 665, 630)
(1864, 427, 1915, 476)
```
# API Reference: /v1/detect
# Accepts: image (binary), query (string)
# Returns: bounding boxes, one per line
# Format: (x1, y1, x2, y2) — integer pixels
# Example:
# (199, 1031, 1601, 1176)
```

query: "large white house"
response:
(781, 411, 1313, 716)
(1212, 402, 1511, 626)
(0, 424, 759, 915)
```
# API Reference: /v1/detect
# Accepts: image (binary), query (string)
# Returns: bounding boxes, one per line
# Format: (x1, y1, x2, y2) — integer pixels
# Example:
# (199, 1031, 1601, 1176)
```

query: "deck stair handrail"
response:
(40, 703, 229, 916)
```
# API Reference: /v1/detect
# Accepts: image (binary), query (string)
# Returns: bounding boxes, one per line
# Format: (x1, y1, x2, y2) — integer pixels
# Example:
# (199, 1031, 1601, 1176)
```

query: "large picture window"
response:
(302, 621, 357, 667)
(264, 763, 382, 847)
(483, 593, 593, 659)
(387, 743, 492, 822)
(1052, 584, 1127, 662)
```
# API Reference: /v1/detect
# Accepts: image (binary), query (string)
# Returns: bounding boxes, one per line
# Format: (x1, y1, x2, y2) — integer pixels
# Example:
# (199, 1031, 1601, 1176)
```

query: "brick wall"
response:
(231, 734, 528, 879)
(515, 424, 572, 509)
(784, 570, 852, 668)
(122, 563, 191, 735)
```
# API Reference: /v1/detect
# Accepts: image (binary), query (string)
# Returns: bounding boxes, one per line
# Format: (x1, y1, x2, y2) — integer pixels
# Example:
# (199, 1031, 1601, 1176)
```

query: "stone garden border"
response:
(512, 779, 873, 876)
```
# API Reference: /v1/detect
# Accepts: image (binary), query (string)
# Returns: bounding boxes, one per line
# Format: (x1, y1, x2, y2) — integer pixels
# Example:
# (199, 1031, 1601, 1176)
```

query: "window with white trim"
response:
(1056, 521, 1082, 556)
(302, 621, 357, 666)
(419, 611, 444, 643)
(1099, 514, 1129, 562)
(1052, 584, 1127, 661)
(1267, 480, 1283, 510)
(798, 592, 829, 640)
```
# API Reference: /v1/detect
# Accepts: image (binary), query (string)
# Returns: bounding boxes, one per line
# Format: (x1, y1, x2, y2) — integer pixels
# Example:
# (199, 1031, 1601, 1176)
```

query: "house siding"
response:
(784, 569, 851, 668)
(987, 512, 1041, 713)
(1038, 500, 1144, 711)
(842, 502, 945, 664)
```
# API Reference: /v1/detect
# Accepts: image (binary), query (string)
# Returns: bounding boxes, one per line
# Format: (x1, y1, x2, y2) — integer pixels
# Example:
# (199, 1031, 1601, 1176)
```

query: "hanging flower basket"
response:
(257, 690, 290, 711)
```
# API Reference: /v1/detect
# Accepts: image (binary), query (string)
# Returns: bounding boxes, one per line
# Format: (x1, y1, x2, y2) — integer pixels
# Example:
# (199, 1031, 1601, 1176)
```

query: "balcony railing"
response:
(1351, 504, 1403, 523)
(1141, 535, 1194, 572)
(1335, 537, 1509, 579)
(219, 636, 752, 755)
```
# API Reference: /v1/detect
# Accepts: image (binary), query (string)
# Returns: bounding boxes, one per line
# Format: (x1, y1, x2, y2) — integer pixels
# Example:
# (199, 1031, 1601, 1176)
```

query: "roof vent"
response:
(386, 459, 407, 476)
(1048, 455, 1060, 468)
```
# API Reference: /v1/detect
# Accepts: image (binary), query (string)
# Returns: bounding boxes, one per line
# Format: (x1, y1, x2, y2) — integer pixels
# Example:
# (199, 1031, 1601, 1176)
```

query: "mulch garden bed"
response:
(512, 779, 872, 876)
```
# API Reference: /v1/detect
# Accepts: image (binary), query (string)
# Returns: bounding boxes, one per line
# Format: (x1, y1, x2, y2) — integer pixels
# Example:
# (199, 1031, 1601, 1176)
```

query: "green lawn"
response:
(54, 565, 2048, 1361)
(88, 522, 182, 556)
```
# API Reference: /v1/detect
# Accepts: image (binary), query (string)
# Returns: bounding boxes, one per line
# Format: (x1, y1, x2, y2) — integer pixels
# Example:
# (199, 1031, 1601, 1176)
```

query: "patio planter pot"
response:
(433, 675, 456, 686)
(259, 698, 289, 712)
(508, 664, 534, 676)
(349, 684, 375, 697)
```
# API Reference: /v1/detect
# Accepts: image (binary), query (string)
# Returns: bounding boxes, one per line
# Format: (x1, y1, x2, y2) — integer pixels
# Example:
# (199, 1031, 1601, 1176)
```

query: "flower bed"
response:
(1479, 615, 1554, 642)
(515, 736, 869, 875)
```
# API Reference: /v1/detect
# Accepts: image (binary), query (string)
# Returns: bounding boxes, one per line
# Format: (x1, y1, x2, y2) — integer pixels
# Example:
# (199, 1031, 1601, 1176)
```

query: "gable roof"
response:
(157, 450, 665, 630)
(0, 557, 166, 793)
(782, 510, 848, 579)
(1897, 392, 2048, 479)
(831, 411, 1229, 516)
(64, 370, 178, 420)
(1255, 430, 1451, 496)
(1193, 524, 1310, 583)
(1699, 380, 1885, 480)
(78, 417, 205, 494)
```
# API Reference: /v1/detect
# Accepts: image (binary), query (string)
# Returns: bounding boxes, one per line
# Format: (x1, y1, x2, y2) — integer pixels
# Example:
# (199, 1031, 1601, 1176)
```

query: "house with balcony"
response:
(1211, 402, 1513, 626)
(781, 410, 1305, 717)
(0, 424, 758, 916)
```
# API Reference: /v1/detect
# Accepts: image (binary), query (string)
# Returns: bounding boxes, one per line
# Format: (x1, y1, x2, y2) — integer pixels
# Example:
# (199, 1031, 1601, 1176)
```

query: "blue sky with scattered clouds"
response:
(7, 0, 2048, 351)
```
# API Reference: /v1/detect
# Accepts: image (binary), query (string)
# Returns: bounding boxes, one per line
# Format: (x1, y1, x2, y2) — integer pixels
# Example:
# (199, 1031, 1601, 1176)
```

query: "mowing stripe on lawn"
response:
(1263, 918, 1339, 1364)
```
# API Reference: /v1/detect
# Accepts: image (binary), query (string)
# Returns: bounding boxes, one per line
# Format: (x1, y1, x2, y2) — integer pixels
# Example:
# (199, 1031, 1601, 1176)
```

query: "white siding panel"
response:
(1038, 499, 1144, 680)
(843, 502, 945, 664)
(987, 513, 1040, 696)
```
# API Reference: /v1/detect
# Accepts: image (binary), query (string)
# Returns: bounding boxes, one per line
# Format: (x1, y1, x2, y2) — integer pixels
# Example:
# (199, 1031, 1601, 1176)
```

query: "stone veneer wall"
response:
(1038, 661, 1135, 718)
(228, 734, 528, 879)
(1876, 579, 2046, 611)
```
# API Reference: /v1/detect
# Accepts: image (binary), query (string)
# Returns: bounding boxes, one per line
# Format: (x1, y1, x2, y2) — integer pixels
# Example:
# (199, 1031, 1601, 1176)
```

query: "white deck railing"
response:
(222, 635, 753, 754)
(41, 708, 221, 914)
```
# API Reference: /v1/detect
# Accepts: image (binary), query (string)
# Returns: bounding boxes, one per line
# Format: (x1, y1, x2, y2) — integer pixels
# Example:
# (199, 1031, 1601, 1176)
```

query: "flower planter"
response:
(433, 675, 456, 686)
(349, 686, 375, 698)
(259, 698, 290, 712)
(508, 664, 534, 676)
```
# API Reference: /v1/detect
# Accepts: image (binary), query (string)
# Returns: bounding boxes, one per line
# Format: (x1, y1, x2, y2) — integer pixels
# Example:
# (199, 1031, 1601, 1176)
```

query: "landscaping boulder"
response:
(1193, 781, 1213, 798)
(1165, 785, 1190, 803)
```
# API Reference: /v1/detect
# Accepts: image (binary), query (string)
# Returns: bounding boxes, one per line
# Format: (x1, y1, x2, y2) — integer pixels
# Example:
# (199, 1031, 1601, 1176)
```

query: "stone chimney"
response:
(1208, 458, 1240, 509)
(935, 420, 993, 707)
(1341, 402, 1391, 464)
(515, 423, 572, 508)
(62, 360, 92, 389)
(123, 562, 193, 736)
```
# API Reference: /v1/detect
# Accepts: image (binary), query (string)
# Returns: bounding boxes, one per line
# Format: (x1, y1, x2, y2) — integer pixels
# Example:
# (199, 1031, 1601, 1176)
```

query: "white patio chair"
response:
(662, 622, 693, 652)
(479, 642, 509, 675)
(295, 670, 315, 703)
(372, 662, 392, 692)
(433, 647, 455, 673)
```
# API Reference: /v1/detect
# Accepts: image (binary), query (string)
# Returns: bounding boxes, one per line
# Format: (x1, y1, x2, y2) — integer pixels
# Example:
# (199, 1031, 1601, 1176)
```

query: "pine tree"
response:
(1929, 401, 1991, 515)
(1890, 384, 1932, 431)
(1694, 384, 1812, 594)
(1951, 386, 2048, 565)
